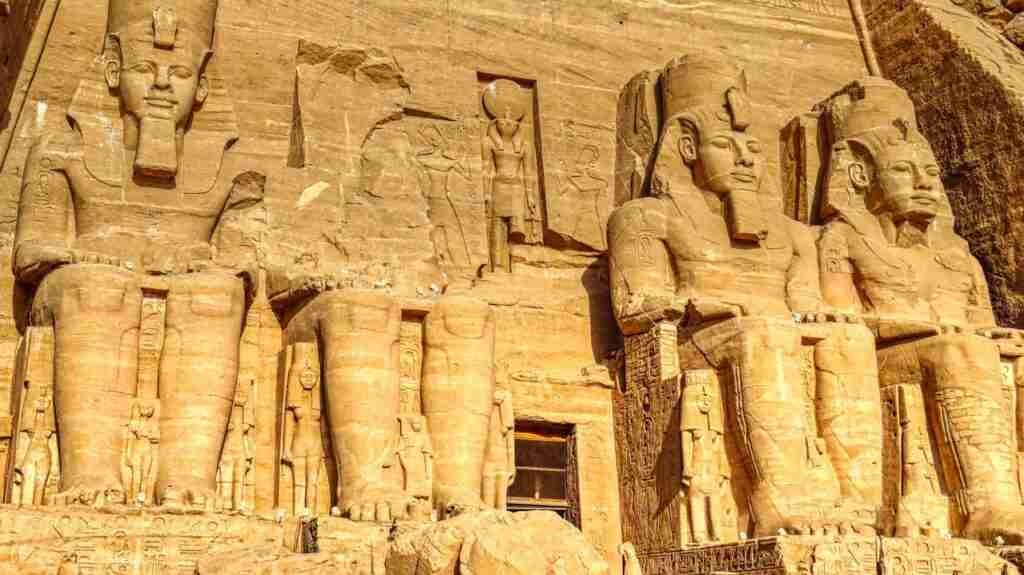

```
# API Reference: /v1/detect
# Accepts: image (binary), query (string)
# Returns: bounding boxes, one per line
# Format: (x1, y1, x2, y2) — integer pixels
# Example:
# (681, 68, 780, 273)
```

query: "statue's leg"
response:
(814, 322, 883, 530)
(422, 295, 495, 516)
(490, 217, 511, 272)
(314, 290, 407, 522)
(158, 272, 245, 508)
(915, 334, 1024, 542)
(35, 264, 141, 505)
(481, 468, 497, 509)
(697, 318, 831, 535)
(33, 456, 50, 505)
(708, 490, 724, 542)
(496, 473, 510, 511)
(21, 461, 36, 506)
(689, 490, 709, 543)
(308, 455, 321, 513)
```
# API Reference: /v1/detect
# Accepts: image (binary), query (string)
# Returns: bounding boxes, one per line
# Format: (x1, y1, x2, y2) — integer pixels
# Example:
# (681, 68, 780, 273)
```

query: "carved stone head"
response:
(660, 54, 767, 241)
(821, 78, 945, 226)
(483, 79, 527, 142)
(103, 0, 218, 179)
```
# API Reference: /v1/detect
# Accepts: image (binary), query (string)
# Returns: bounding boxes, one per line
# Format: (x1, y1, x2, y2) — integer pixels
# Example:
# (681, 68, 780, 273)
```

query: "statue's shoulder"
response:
(608, 196, 668, 227)
(29, 120, 83, 162)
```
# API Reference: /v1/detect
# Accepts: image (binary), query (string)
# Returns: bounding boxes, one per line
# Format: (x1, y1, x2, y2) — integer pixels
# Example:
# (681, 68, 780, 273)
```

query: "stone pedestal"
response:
(638, 536, 1015, 575)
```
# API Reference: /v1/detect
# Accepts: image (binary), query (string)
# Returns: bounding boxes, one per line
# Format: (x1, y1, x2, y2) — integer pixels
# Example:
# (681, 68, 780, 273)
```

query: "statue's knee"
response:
(176, 274, 244, 319)
(930, 334, 996, 369)
(35, 264, 139, 322)
(428, 295, 492, 340)
(319, 290, 399, 334)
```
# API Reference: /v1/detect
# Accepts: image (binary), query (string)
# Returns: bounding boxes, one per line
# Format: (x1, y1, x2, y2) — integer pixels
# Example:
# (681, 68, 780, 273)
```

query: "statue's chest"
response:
(853, 241, 973, 304)
(670, 217, 792, 277)
(69, 173, 227, 217)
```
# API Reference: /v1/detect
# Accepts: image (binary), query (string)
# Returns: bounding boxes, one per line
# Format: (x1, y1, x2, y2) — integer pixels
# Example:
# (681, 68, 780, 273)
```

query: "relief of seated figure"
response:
(816, 77, 1024, 543)
(607, 53, 884, 539)
(12, 0, 259, 508)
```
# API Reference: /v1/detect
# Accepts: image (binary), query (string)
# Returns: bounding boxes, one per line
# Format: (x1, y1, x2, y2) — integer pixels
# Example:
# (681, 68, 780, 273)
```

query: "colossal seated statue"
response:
(608, 54, 884, 541)
(816, 77, 1024, 542)
(12, 0, 258, 508)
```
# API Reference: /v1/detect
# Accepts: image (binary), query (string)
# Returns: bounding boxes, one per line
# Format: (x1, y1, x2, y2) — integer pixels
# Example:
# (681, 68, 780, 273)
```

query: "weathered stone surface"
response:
(17, 0, 1024, 573)
(388, 510, 608, 575)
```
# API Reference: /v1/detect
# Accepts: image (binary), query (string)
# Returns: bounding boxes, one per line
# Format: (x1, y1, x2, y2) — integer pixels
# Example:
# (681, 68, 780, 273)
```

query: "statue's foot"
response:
(966, 506, 1024, 545)
(835, 502, 878, 536)
(341, 484, 413, 522)
(435, 486, 486, 520)
(160, 484, 217, 513)
(53, 483, 126, 507)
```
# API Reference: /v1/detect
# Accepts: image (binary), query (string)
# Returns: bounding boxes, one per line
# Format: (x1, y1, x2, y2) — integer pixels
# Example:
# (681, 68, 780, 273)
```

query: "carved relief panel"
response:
(478, 74, 545, 272)
(407, 116, 488, 275)
(547, 119, 614, 252)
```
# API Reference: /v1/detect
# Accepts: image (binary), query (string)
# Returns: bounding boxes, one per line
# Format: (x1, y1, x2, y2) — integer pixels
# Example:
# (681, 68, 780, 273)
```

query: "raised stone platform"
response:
(0, 505, 384, 574)
(638, 536, 1015, 575)
(0, 506, 602, 574)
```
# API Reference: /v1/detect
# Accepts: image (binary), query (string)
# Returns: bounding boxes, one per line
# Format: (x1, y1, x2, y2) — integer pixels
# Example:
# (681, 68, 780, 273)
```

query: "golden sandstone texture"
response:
(1, 0, 1024, 574)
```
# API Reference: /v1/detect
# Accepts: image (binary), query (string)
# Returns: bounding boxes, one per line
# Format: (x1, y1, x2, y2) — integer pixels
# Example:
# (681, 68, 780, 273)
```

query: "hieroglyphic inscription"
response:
(138, 279, 170, 400)
(624, 322, 679, 480)
(743, 0, 842, 16)
(639, 538, 784, 575)
(615, 320, 685, 551)
(882, 538, 1009, 575)
(0, 507, 288, 575)
(399, 319, 424, 415)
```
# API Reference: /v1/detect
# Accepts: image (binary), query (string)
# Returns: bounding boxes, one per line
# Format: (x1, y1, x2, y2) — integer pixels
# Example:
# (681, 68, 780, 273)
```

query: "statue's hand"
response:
(870, 318, 940, 341)
(793, 311, 862, 324)
(681, 475, 691, 489)
(289, 272, 338, 298)
(617, 294, 685, 335)
(685, 298, 743, 325)
(977, 326, 1024, 340)
(70, 249, 132, 269)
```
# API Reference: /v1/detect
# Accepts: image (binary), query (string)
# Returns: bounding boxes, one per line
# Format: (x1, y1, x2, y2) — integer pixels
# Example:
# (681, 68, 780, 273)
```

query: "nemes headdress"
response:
(822, 77, 926, 154)
(817, 77, 944, 221)
(107, 0, 218, 52)
(661, 53, 751, 135)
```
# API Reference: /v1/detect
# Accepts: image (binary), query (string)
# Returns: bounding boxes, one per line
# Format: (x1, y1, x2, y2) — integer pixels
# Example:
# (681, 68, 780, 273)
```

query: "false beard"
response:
(726, 190, 768, 242)
(134, 115, 179, 180)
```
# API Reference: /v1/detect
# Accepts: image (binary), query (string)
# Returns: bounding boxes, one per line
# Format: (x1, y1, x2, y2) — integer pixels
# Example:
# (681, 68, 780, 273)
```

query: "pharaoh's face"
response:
(872, 142, 943, 221)
(112, 36, 208, 128)
(683, 125, 764, 195)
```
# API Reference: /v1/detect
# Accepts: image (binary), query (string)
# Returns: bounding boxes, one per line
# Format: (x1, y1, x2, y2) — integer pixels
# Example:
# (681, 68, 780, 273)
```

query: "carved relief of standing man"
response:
(397, 414, 434, 505)
(482, 388, 515, 511)
(414, 125, 473, 270)
(120, 401, 159, 506)
(482, 79, 541, 273)
(681, 370, 728, 544)
(13, 390, 56, 506)
(282, 342, 323, 516)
